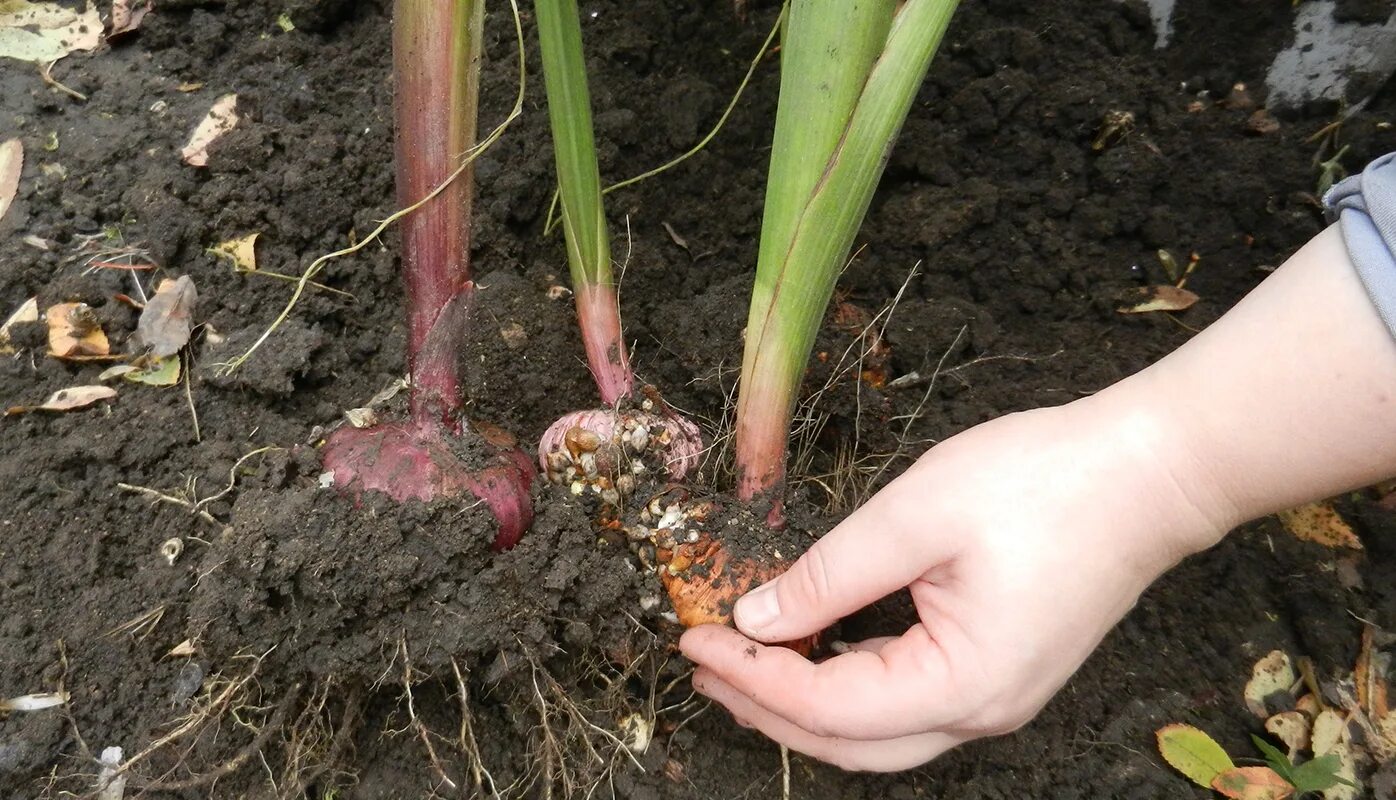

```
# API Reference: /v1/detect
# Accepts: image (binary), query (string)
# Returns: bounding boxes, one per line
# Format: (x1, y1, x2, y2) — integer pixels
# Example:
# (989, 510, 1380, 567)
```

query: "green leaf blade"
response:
(1157, 724, 1236, 788)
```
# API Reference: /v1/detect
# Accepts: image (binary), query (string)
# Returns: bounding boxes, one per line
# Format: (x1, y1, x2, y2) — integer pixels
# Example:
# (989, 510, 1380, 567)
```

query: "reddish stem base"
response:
(322, 419, 534, 551)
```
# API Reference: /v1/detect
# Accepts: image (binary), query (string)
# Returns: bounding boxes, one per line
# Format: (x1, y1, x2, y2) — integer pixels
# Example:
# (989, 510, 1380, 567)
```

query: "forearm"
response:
(1087, 225, 1396, 548)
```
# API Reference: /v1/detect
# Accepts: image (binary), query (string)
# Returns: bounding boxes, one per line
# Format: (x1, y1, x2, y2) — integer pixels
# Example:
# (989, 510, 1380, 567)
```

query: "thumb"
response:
(733, 468, 956, 642)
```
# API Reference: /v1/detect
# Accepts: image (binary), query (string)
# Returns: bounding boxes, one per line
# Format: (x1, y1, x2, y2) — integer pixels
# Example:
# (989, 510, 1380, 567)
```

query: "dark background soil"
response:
(3, 0, 1396, 797)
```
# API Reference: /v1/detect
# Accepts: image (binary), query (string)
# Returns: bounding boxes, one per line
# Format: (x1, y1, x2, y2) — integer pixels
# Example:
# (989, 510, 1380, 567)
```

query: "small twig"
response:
(781, 745, 791, 800)
(182, 355, 201, 442)
(39, 60, 86, 101)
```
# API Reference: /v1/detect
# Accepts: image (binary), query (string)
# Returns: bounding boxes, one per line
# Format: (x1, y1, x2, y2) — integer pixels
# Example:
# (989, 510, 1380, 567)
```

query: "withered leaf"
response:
(45, 301, 109, 359)
(1246, 651, 1298, 718)
(0, 138, 20, 223)
(132, 276, 197, 357)
(1117, 285, 1200, 314)
(1277, 502, 1363, 550)
(0, 296, 37, 354)
(1212, 766, 1294, 800)
(210, 232, 258, 272)
(6, 385, 116, 415)
(181, 93, 238, 167)
(108, 0, 150, 37)
(0, 1, 102, 64)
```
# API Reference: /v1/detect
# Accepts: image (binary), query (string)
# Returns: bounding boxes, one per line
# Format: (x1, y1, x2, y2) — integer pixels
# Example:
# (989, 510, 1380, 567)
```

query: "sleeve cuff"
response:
(1325, 152, 1396, 338)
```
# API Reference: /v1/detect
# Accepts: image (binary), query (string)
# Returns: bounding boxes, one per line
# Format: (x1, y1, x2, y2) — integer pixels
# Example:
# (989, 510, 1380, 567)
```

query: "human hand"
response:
(680, 399, 1233, 771)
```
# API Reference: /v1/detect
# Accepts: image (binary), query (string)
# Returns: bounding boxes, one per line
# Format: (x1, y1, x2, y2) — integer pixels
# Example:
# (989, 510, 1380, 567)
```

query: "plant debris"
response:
(6, 385, 116, 415)
(210, 231, 258, 272)
(1246, 650, 1299, 718)
(1277, 501, 1363, 549)
(0, 1, 102, 65)
(108, 0, 150, 38)
(1212, 766, 1293, 799)
(46, 301, 110, 359)
(131, 275, 196, 357)
(0, 137, 20, 222)
(180, 93, 238, 167)
(1157, 723, 1236, 788)
(0, 295, 37, 354)
(0, 691, 68, 712)
(1116, 284, 1200, 314)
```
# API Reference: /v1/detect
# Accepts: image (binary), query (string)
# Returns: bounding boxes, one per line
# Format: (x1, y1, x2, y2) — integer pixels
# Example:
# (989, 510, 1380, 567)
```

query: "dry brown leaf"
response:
(1246, 650, 1299, 718)
(1266, 711, 1312, 756)
(180, 93, 237, 167)
(1278, 502, 1363, 550)
(45, 301, 109, 359)
(210, 232, 258, 272)
(0, 296, 37, 354)
(0, 1, 102, 64)
(1117, 285, 1200, 314)
(166, 638, 195, 658)
(0, 138, 20, 223)
(131, 275, 196, 357)
(6, 385, 116, 415)
(108, 0, 150, 37)
(1358, 625, 1391, 723)
(1212, 767, 1295, 800)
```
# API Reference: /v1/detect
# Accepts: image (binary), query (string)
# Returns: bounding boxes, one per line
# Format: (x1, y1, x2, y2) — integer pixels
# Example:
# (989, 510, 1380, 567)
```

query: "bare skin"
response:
(680, 225, 1396, 771)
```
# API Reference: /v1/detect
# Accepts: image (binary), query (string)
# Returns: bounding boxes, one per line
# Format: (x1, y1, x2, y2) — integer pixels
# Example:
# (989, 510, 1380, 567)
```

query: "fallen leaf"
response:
(97, 364, 136, 381)
(0, 1, 101, 64)
(0, 138, 20, 223)
(210, 232, 258, 272)
(108, 0, 150, 37)
(1116, 285, 1200, 314)
(1246, 651, 1299, 718)
(0, 295, 38, 354)
(1312, 709, 1346, 757)
(1267, 711, 1312, 756)
(1357, 625, 1391, 721)
(167, 638, 195, 658)
(1277, 502, 1363, 549)
(1157, 723, 1235, 788)
(180, 93, 238, 167)
(1296, 694, 1322, 717)
(6, 385, 116, 415)
(131, 276, 196, 357)
(46, 301, 110, 359)
(1212, 766, 1295, 800)
(0, 691, 68, 712)
(125, 353, 179, 386)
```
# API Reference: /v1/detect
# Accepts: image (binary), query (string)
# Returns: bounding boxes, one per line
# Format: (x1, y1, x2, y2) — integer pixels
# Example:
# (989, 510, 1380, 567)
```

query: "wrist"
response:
(1064, 376, 1241, 565)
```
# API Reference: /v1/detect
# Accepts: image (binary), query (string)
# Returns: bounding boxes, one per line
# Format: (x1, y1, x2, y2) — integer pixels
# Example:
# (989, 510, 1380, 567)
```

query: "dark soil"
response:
(3, 0, 1396, 797)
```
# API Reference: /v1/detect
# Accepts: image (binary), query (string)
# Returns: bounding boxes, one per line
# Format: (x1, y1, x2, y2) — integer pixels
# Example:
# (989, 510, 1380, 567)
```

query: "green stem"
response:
(535, 0, 633, 405)
(735, 0, 960, 505)
(394, 0, 483, 428)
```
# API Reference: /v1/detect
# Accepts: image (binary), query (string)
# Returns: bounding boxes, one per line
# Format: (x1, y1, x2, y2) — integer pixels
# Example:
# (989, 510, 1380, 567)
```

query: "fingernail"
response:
(733, 581, 780, 634)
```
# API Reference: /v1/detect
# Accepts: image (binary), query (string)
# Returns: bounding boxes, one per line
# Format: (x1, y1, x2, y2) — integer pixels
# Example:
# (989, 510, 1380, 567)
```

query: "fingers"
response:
(693, 669, 960, 772)
(679, 623, 964, 740)
(733, 465, 960, 642)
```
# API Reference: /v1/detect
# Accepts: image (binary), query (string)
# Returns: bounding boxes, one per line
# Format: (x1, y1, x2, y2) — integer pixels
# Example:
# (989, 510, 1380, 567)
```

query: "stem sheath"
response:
(394, 0, 483, 427)
(535, 0, 633, 404)
(736, 0, 959, 503)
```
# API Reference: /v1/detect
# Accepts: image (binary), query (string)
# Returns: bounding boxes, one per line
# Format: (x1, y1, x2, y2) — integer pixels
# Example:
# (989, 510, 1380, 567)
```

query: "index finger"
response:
(679, 620, 969, 741)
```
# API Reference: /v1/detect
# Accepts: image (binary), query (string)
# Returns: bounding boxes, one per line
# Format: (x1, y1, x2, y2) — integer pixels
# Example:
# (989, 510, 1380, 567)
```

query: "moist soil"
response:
(3, 0, 1396, 797)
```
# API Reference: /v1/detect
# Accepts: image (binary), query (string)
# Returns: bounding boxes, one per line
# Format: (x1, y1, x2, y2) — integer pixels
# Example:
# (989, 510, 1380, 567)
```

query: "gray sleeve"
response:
(1324, 152, 1396, 337)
